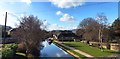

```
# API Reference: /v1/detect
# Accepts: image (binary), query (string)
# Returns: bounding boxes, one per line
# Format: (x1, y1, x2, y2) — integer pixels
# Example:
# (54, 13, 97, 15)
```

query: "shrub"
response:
(1, 48, 14, 57)
(1, 44, 18, 58)
(4, 44, 18, 50)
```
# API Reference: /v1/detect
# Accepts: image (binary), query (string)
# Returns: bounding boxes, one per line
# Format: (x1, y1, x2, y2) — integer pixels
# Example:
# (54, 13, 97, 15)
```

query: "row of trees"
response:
(76, 13, 120, 43)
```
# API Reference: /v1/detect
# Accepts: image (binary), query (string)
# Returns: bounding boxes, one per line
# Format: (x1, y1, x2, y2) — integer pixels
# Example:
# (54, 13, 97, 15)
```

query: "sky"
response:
(0, 0, 119, 31)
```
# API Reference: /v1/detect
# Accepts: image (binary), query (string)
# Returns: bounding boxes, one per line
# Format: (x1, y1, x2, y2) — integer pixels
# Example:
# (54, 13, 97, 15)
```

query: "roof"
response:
(58, 32, 78, 38)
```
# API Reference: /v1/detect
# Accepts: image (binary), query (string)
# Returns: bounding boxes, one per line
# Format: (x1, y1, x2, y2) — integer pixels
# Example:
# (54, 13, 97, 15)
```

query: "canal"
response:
(40, 40, 76, 59)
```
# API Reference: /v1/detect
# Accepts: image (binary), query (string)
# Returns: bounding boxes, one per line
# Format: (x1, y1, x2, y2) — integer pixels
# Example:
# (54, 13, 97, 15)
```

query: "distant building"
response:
(0, 25, 12, 37)
(0, 25, 16, 43)
(57, 30, 81, 41)
(0, 25, 12, 31)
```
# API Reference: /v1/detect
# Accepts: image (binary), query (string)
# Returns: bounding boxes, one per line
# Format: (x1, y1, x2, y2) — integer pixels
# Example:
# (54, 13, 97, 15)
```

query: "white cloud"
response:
(0, 1, 31, 28)
(0, 0, 32, 5)
(48, 24, 63, 30)
(0, 8, 25, 28)
(0, 0, 119, 2)
(85, 0, 119, 2)
(48, 24, 77, 31)
(49, 0, 85, 8)
(56, 11, 63, 16)
(56, 11, 75, 22)
(7, 14, 20, 28)
(0, 11, 20, 28)
(21, 0, 32, 5)
(60, 14, 75, 22)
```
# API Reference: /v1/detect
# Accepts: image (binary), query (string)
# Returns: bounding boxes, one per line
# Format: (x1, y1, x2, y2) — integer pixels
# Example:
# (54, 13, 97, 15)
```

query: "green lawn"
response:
(54, 42, 86, 59)
(63, 42, 120, 57)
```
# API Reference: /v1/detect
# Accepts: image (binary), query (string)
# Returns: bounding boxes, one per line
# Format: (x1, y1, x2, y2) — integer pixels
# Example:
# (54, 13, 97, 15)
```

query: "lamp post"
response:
(3, 12, 7, 45)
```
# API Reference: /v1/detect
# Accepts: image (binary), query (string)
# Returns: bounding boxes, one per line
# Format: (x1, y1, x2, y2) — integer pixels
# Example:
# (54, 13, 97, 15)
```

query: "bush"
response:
(4, 44, 18, 50)
(1, 44, 18, 58)
(1, 48, 14, 57)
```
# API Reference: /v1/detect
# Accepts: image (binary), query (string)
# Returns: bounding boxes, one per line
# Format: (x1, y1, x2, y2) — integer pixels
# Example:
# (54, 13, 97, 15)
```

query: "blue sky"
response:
(0, 1, 118, 30)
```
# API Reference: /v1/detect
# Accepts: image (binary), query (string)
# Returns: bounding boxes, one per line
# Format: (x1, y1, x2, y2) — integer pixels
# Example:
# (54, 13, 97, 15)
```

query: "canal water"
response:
(40, 40, 76, 59)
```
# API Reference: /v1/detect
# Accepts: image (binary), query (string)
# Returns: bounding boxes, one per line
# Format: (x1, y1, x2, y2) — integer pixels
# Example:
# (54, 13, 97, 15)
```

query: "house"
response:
(0, 25, 16, 43)
(0, 25, 12, 38)
(57, 30, 81, 41)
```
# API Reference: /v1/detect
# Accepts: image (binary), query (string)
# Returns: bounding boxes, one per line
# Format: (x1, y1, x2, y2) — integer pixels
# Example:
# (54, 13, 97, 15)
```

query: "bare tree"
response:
(13, 15, 47, 58)
(77, 17, 100, 42)
(96, 13, 108, 51)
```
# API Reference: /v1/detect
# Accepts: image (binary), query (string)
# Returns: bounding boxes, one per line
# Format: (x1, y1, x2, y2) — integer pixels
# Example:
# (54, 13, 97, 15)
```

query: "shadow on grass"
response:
(1, 54, 27, 59)
(104, 51, 120, 54)
(14, 54, 27, 59)
(63, 43, 81, 47)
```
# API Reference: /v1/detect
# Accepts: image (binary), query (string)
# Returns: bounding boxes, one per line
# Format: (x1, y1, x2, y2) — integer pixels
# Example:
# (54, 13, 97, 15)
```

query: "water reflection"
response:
(40, 40, 75, 58)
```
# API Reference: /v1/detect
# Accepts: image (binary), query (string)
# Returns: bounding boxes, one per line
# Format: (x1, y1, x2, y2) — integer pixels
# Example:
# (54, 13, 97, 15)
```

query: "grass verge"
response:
(54, 42, 86, 59)
(63, 42, 120, 57)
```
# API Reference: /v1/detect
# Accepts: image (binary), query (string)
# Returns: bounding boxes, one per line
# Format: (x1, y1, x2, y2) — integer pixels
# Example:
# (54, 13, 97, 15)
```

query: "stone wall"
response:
(81, 40, 120, 52)
(110, 43, 120, 52)
(102, 43, 107, 49)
